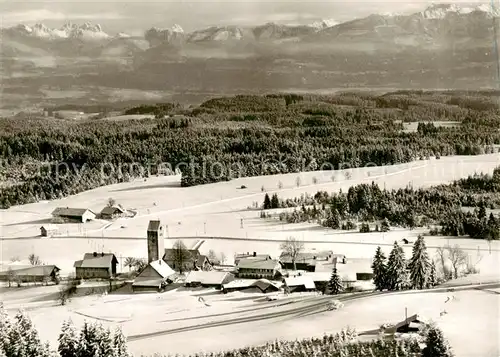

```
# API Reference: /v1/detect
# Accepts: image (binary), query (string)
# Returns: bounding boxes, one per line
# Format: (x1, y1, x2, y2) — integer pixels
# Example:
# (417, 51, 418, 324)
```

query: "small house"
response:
(237, 257, 282, 279)
(185, 271, 234, 289)
(163, 247, 204, 272)
(100, 206, 126, 220)
(284, 276, 316, 293)
(40, 224, 59, 237)
(391, 314, 426, 334)
(132, 260, 176, 292)
(74, 252, 118, 279)
(52, 207, 96, 223)
(0, 265, 61, 285)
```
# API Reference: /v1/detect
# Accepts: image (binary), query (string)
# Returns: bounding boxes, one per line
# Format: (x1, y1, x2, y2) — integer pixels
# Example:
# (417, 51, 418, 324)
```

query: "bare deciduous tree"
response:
(219, 252, 227, 265)
(107, 197, 116, 207)
(295, 176, 301, 187)
(171, 240, 191, 274)
(7, 268, 14, 288)
(446, 245, 469, 279)
(207, 249, 219, 264)
(28, 253, 41, 266)
(280, 236, 305, 271)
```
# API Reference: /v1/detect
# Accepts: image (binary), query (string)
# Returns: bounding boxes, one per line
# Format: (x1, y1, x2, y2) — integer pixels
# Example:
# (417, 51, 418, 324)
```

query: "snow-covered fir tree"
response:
(408, 235, 431, 289)
(380, 218, 390, 232)
(0, 308, 52, 357)
(328, 267, 344, 294)
(428, 260, 438, 287)
(58, 319, 81, 357)
(113, 326, 130, 357)
(371, 246, 387, 291)
(423, 325, 454, 357)
(387, 241, 408, 290)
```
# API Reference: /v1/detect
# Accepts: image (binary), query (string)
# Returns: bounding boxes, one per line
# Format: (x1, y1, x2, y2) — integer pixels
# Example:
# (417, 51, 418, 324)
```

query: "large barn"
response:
(237, 256, 282, 279)
(52, 207, 96, 223)
(74, 252, 118, 279)
(0, 265, 61, 285)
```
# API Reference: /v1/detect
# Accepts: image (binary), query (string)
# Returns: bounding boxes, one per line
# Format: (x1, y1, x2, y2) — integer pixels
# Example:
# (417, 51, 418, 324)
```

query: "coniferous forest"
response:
(1, 91, 499, 209)
(260, 168, 500, 240)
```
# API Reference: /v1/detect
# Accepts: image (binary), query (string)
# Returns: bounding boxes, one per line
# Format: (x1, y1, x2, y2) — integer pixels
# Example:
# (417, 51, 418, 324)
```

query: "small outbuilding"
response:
(40, 224, 59, 237)
(185, 271, 234, 289)
(74, 252, 118, 279)
(284, 276, 316, 293)
(100, 206, 127, 220)
(392, 314, 426, 334)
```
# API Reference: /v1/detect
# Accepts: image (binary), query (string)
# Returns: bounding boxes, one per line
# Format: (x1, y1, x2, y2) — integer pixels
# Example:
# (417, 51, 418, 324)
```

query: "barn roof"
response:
(74, 253, 118, 268)
(185, 271, 233, 285)
(221, 278, 281, 292)
(393, 314, 425, 331)
(284, 276, 316, 289)
(132, 260, 175, 287)
(100, 206, 126, 215)
(0, 265, 60, 277)
(253, 279, 281, 291)
(52, 207, 94, 217)
(237, 257, 279, 270)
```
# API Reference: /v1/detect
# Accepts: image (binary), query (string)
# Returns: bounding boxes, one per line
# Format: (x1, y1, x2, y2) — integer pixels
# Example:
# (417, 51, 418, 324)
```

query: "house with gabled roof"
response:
(185, 271, 234, 289)
(132, 259, 176, 292)
(52, 207, 96, 223)
(283, 275, 316, 292)
(163, 247, 213, 272)
(74, 252, 118, 279)
(0, 264, 61, 285)
(100, 206, 127, 220)
(237, 256, 282, 279)
(40, 224, 59, 237)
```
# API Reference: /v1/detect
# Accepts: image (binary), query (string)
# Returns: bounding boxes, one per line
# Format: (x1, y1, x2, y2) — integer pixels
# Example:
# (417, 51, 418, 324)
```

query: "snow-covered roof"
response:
(185, 271, 232, 285)
(284, 276, 316, 289)
(149, 260, 175, 278)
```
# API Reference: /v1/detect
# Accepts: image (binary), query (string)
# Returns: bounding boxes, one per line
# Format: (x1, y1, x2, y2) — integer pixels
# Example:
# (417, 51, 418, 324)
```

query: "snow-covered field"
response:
(1, 153, 500, 356)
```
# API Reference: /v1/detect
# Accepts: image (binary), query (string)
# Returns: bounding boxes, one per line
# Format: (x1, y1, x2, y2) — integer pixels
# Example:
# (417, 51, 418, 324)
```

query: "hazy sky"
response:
(0, 0, 493, 34)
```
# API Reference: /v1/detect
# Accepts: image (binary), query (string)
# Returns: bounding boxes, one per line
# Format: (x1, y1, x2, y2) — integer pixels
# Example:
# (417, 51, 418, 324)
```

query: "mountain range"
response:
(1, 3, 499, 110)
(1, 3, 498, 59)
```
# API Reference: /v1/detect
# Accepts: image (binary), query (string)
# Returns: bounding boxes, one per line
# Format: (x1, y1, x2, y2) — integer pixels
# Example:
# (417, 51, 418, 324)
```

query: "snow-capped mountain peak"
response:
(421, 3, 499, 19)
(309, 19, 338, 30)
(171, 24, 184, 33)
(5, 22, 110, 40)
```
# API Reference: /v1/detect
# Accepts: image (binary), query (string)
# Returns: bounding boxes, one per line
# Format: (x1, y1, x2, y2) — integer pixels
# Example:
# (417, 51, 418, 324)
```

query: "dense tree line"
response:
(0, 302, 454, 357)
(261, 168, 500, 240)
(1, 91, 499, 208)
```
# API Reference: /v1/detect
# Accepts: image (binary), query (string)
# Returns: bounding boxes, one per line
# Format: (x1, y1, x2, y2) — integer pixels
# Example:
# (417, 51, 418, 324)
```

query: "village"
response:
(1, 203, 359, 297)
